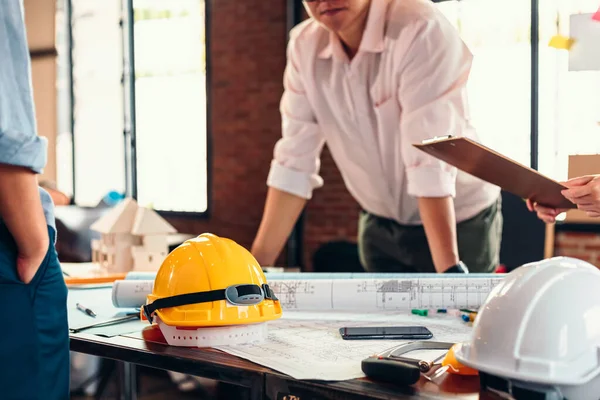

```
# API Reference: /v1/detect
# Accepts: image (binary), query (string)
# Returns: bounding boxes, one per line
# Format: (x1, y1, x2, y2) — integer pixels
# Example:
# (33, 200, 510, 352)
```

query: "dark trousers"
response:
(0, 223, 70, 400)
(358, 197, 503, 273)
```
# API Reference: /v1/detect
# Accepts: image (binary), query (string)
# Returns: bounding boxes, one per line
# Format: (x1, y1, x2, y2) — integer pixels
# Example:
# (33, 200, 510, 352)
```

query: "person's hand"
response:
(443, 261, 469, 273)
(0, 164, 51, 284)
(525, 199, 567, 224)
(16, 239, 48, 284)
(560, 175, 600, 217)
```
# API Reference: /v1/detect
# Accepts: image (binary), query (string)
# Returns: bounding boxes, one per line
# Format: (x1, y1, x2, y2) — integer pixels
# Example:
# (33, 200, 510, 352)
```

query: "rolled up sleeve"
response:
(0, 1, 46, 174)
(398, 16, 473, 198)
(267, 32, 325, 200)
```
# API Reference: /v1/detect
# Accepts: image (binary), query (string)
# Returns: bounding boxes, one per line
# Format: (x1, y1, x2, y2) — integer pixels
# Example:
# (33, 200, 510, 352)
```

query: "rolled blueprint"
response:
(111, 280, 154, 308)
(112, 275, 503, 311)
(270, 276, 502, 311)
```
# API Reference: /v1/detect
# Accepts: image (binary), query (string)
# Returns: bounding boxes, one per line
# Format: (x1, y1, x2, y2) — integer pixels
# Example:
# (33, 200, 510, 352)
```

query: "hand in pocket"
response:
(16, 248, 47, 284)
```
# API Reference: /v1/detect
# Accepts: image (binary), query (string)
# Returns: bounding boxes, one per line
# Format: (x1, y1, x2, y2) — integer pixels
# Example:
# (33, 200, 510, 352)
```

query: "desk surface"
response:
(70, 326, 496, 400)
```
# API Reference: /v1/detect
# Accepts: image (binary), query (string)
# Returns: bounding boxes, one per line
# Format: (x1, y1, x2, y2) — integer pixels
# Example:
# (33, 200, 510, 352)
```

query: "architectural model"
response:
(90, 198, 177, 273)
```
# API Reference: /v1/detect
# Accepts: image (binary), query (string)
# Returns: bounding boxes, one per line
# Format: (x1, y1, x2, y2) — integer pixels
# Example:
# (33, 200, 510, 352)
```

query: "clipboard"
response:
(413, 136, 576, 209)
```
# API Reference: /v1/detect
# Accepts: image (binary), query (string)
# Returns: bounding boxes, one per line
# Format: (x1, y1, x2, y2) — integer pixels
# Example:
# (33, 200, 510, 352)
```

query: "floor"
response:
(70, 366, 241, 399)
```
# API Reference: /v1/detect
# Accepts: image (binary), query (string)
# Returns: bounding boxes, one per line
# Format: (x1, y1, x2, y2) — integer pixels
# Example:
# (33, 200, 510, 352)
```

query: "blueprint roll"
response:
(112, 276, 504, 311)
(111, 280, 154, 308)
(269, 276, 504, 311)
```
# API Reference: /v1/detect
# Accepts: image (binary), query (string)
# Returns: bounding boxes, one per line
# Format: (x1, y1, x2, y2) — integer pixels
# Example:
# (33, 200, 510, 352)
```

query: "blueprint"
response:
(112, 280, 154, 308)
(217, 311, 473, 381)
(270, 277, 503, 311)
(111, 276, 503, 311)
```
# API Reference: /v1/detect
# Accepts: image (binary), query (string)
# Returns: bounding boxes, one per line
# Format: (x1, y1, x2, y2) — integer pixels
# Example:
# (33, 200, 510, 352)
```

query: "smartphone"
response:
(339, 326, 433, 340)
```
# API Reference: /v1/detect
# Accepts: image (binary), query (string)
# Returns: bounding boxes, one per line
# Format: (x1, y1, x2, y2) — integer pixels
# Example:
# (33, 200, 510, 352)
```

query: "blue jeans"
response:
(0, 223, 69, 400)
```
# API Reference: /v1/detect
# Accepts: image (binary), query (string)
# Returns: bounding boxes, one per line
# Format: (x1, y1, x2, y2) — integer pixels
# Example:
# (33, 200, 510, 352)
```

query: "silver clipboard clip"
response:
(420, 135, 454, 145)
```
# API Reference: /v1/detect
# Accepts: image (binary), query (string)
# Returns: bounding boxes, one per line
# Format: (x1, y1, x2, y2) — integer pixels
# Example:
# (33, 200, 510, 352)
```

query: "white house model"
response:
(90, 198, 177, 273)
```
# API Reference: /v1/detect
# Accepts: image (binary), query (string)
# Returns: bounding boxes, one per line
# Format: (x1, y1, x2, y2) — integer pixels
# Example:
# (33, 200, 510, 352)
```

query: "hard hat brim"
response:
(454, 342, 600, 386)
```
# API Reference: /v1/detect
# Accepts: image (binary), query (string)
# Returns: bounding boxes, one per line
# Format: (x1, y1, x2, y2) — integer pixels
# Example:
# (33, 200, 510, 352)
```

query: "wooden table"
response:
(70, 325, 499, 400)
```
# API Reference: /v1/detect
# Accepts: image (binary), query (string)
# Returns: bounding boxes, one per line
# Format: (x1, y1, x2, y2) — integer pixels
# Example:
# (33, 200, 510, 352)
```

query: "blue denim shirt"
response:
(0, 1, 55, 232)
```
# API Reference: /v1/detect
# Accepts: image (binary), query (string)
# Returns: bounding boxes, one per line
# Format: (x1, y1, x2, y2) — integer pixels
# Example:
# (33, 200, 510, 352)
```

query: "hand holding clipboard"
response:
(413, 136, 576, 210)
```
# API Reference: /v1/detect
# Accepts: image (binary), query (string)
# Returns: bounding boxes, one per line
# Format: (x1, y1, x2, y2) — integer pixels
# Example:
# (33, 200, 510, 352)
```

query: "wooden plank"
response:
(30, 56, 57, 182)
(24, 0, 58, 182)
(544, 223, 555, 259)
(24, 0, 56, 51)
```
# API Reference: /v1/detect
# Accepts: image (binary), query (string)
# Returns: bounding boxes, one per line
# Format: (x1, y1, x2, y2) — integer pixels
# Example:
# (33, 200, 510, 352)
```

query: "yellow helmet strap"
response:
(142, 283, 278, 323)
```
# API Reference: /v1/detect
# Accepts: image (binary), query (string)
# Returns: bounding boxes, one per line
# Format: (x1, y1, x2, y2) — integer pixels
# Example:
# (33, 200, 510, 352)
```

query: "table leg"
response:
(117, 361, 137, 400)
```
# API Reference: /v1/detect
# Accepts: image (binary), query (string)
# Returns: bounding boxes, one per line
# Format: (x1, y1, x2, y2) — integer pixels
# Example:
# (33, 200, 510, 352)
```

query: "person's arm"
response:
(397, 14, 474, 272)
(0, 2, 50, 283)
(0, 165, 49, 282)
(251, 188, 307, 266)
(418, 197, 459, 272)
(251, 29, 325, 266)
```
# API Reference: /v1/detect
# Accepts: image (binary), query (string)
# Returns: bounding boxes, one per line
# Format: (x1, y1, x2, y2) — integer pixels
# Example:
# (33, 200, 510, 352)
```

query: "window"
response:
(537, 0, 600, 181)
(435, 0, 532, 167)
(57, 0, 126, 207)
(435, 0, 600, 180)
(56, 0, 209, 214)
(133, 0, 208, 213)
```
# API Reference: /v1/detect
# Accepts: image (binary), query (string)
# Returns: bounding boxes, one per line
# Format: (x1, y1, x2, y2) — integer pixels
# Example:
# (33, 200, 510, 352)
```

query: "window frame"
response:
(62, 0, 589, 224)
(431, 0, 540, 170)
(63, 0, 213, 218)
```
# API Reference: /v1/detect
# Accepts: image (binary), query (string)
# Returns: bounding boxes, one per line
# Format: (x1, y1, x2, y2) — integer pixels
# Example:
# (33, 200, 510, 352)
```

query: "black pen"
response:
(76, 303, 97, 318)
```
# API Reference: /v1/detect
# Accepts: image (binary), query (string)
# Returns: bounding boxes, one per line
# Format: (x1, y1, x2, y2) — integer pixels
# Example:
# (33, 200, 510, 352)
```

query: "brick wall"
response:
(165, 1, 360, 270)
(554, 231, 600, 267)
(304, 148, 361, 271)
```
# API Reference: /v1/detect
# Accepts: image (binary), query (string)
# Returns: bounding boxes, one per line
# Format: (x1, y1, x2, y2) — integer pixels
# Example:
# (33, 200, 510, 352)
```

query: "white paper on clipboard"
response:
(569, 13, 600, 71)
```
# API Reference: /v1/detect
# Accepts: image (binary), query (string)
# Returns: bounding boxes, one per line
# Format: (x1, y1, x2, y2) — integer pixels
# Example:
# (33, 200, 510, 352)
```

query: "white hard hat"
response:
(455, 256, 600, 400)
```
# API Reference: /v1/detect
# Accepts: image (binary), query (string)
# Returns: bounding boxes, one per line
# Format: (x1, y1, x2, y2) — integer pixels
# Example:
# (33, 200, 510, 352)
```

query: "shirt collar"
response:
(318, 0, 389, 60)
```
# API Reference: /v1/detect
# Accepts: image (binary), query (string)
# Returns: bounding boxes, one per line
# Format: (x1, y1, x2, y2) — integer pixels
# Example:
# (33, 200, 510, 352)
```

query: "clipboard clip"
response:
(421, 135, 454, 145)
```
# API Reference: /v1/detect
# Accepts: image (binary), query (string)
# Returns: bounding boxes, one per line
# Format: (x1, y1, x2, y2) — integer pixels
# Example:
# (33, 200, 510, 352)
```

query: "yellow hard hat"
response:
(142, 233, 282, 327)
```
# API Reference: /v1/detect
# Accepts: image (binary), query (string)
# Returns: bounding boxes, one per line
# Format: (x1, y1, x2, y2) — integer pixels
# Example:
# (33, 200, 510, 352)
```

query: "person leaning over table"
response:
(0, 2, 70, 399)
(527, 175, 600, 223)
(250, 0, 503, 274)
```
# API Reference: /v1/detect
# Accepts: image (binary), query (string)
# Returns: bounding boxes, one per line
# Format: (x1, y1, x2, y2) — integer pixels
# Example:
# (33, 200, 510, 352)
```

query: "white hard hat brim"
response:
(454, 342, 600, 387)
